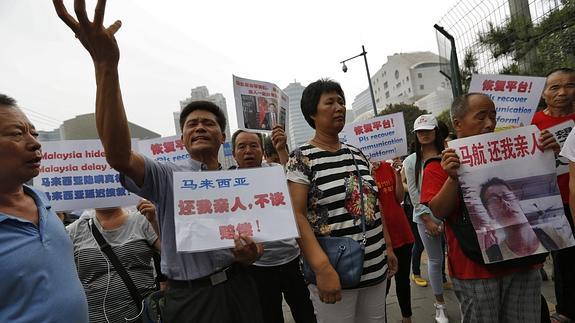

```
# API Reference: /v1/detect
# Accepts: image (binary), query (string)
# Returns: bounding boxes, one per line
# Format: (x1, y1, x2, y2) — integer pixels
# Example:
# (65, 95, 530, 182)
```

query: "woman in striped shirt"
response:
(286, 79, 397, 323)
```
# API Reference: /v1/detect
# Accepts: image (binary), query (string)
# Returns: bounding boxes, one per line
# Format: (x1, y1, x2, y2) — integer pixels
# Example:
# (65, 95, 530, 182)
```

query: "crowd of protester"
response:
(1, 1, 574, 322)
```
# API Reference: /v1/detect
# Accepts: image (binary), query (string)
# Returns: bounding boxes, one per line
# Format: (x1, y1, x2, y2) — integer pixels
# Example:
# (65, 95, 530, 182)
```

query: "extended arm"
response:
(53, 0, 145, 186)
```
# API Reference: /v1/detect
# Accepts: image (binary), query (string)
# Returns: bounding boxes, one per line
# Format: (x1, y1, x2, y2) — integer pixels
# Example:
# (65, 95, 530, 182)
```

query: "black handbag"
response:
(302, 146, 367, 288)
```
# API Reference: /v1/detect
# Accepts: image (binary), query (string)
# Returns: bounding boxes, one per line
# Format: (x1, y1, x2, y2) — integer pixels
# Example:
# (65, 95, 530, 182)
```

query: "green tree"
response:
(378, 103, 429, 153)
(436, 108, 454, 134)
(478, 0, 575, 76)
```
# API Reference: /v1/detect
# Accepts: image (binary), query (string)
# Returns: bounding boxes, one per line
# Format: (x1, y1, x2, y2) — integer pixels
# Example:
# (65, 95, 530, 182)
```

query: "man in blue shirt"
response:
(0, 94, 89, 323)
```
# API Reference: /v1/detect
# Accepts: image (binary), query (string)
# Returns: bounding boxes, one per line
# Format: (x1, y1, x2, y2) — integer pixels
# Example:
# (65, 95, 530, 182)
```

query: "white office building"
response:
(352, 51, 452, 119)
(284, 81, 314, 150)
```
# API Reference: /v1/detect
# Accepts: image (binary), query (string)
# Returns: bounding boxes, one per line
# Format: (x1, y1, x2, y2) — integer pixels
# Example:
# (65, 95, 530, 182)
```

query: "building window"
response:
(420, 84, 424, 90)
(418, 73, 422, 78)
(385, 91, 390, 99)
(406, 76, 409, 81)
(395, 70, 400, 79)
(408, 88, 411, 93)
(396, 82, 402, 88)
(384, 81, 388, 89)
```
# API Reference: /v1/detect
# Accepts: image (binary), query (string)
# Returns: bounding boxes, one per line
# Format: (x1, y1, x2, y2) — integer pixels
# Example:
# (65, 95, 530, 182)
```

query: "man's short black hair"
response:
(450, 93, 492, 122)
(479, 177, 514, 212)
(231, 129, 263, 154)
(546, 67, 575, 78)
(179, 100, 226, 133)
(0, 94, 17, 108)
(300, 79, 345, 129)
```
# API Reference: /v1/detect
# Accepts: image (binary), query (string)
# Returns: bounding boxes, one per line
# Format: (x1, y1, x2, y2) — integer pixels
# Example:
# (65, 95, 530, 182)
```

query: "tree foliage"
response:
(436, 108, 455, 134)
(478, 0, 575, 75)
(378, 103, 429, 153)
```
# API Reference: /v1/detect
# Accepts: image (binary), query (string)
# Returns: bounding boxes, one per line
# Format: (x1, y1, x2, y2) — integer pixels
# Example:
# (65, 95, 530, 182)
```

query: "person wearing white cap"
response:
(403, 114, 449, 323)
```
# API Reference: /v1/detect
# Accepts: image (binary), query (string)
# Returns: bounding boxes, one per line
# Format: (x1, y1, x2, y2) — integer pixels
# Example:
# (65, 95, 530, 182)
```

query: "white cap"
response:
(413, 114, 438, 132)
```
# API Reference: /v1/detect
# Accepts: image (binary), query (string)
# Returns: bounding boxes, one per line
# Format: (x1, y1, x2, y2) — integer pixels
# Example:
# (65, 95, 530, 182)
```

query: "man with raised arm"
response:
(52, 1, 263, 322)
(0, 94, 89, 323)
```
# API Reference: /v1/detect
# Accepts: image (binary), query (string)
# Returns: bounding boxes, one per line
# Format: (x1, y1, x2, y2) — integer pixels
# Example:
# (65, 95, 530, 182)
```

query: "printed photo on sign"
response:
(547, 120, 574, 176)
(137, 135, 190, 165)
(33, 140, 140, 212)
(173, 166, 299, 252)
(448, 125, 575, 263)
(468, 74, 546, 131)
(233, 75, 289, 132)
(341, 112, 408, 162)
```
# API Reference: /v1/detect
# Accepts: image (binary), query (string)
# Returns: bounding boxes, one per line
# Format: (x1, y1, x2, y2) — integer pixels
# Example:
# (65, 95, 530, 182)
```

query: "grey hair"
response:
(450, 92, 491, 122)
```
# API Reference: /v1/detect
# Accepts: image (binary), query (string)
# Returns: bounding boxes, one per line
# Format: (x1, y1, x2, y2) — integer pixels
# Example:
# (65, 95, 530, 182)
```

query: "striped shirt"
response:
(66, 210, 158, 323)
(286, 144, 387, 288)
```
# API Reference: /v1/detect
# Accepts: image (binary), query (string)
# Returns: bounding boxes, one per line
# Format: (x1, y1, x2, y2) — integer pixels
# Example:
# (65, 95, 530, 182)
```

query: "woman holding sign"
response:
(286, 79, 397, 323)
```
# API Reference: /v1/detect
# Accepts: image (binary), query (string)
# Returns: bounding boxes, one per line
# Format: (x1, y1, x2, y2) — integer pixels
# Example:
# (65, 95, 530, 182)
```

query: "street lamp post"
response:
(340, 45, 378, 116)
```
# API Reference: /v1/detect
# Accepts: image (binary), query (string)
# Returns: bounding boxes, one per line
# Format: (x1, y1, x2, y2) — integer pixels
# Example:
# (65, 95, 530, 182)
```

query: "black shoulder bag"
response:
(89, 220, 144, 323)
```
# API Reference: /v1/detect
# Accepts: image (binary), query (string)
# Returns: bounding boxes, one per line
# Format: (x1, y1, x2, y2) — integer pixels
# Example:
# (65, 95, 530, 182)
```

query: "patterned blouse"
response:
(286, 143, 388, 287)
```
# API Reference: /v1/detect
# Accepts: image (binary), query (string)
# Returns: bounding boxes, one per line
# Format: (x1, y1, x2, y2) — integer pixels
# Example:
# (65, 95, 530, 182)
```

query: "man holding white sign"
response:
(420, 93, 559, 322)
(53, 2, 263, 322)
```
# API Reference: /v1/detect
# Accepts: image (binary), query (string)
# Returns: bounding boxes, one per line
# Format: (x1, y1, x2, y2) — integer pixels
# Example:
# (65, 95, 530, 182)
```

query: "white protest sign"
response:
(469, 74, 545, 131)
(137, 135, 190, 165)
(233, 75, 289, 132)
(173, 166, 299, 252)
(341, 112, 407, 161)
(34, 140, 140, 211)
(547, 120, 575, 176)
(449, 126, 575, 263)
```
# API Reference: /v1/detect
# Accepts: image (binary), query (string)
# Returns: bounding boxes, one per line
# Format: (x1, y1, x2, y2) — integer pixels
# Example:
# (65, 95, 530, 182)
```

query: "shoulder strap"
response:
(347, 145, 367, 246)
(89, 219, 143, 310)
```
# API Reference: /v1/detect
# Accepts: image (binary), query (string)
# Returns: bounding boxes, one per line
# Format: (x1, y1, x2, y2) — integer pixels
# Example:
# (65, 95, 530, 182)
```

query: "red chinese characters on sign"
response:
(481, 79, 533, 93)
(151, 139, 186, 155)
(218, 222, 256, 240)
(177, 192, 286, 216)
(355, 119, 394, 134)
(458, 132, 545, 167)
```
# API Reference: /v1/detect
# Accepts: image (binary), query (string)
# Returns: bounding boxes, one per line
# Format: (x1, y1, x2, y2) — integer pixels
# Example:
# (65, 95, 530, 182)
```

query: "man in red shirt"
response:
(420, 93, 558, 323)
(532, 68, 575, 323)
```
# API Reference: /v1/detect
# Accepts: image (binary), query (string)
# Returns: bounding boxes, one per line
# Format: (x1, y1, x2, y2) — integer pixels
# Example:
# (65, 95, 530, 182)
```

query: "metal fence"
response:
(436, 0, 569, 84)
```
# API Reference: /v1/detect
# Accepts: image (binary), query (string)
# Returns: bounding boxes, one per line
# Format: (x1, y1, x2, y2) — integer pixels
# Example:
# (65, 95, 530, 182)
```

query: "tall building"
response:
(59, 113, 160, 140)
(174, 86, 235, 169)
(352, 51, 452, 119)
(174, 86, 231, 139)
(284, 81, 314, 150)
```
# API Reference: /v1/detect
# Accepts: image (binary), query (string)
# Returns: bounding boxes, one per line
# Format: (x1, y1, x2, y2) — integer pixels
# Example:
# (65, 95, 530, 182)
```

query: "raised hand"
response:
(53, 0, 121, 66)
(271, 125, 287, 153)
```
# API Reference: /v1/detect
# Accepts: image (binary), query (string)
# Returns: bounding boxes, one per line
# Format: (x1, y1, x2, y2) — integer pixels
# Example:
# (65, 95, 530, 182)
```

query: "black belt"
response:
(168, 263, 241, 289)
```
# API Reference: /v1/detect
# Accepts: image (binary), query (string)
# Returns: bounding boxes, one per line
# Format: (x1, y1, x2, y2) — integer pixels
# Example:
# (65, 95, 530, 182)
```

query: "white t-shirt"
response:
(560, 127, 575, 162)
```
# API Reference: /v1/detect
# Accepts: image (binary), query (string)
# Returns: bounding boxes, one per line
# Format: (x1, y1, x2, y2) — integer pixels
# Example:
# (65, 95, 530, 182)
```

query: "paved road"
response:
(282, 255, 557, 323)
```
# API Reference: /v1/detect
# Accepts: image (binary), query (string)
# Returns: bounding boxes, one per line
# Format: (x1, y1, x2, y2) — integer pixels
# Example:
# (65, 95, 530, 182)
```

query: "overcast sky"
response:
(0, 0, 458, 136)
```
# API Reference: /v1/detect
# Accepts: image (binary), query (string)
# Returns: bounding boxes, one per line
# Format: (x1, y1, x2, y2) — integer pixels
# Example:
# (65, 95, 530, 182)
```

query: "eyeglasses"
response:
(486, 192, 517, 206)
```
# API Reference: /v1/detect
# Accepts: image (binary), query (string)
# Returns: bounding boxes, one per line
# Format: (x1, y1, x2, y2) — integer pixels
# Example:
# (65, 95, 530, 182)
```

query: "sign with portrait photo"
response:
(233, 75, 289, 133)
(448, 126, 575, 263)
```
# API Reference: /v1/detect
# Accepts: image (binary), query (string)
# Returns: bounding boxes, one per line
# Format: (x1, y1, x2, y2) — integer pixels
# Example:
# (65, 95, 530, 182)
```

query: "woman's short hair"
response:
(300, 79, 345, 129)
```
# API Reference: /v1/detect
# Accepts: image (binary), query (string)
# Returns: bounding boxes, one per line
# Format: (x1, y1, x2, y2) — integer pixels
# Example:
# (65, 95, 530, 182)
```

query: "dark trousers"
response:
(386, 243, 413, 318)
(552, 205, 575, 319)
(247, 257, 317, 323)
(164, 265, 263, 323)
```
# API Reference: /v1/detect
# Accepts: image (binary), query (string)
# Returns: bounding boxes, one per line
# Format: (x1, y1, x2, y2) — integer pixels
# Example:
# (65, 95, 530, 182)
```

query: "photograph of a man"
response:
(479, 177, 553, 262)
